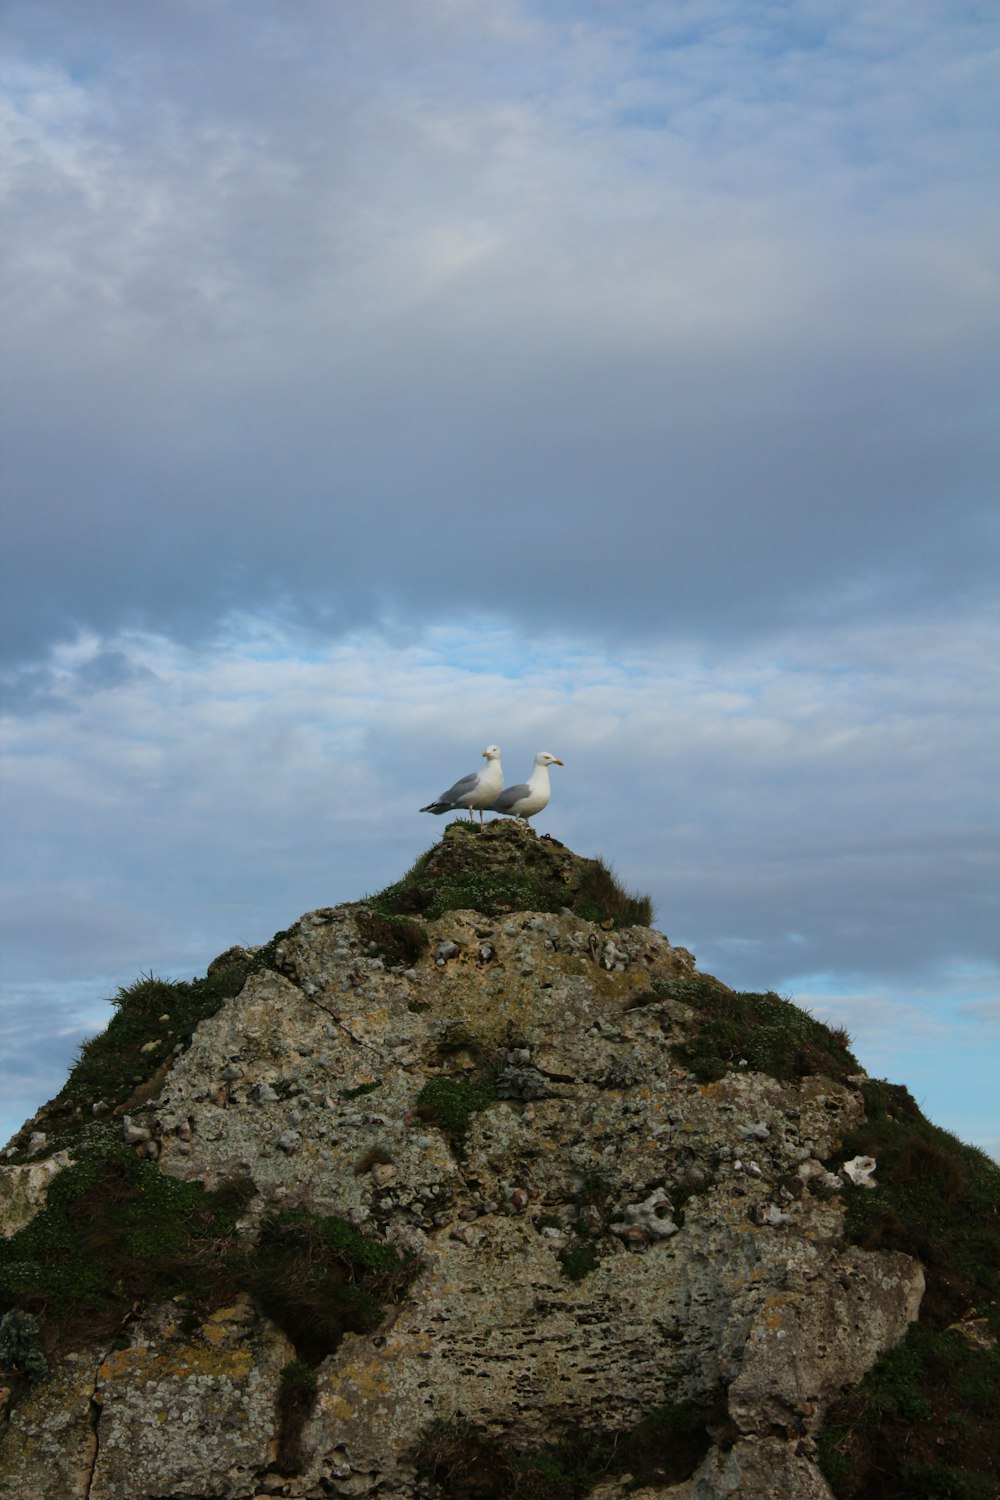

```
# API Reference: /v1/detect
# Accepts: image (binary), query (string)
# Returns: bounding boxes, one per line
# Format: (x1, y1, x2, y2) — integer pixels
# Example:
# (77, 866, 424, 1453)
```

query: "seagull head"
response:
(482, 745, 502, 759)
(535, 752, 564, 766)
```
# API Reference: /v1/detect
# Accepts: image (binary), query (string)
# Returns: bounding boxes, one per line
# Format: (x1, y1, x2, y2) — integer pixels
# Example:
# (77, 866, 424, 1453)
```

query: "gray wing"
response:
(438, 769, 480, 803)
(420, 767, 482, 813)
(494, 781, 530, 812)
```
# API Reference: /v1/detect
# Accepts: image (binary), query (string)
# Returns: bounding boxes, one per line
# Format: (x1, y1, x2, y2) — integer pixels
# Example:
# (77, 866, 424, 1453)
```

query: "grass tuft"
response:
(574, 856, 654, 927)
(668, 979, 860, 1084)
(367, 821, 654, 928)
(353, 909, 428, 967)
(9, 935, 298, 1161)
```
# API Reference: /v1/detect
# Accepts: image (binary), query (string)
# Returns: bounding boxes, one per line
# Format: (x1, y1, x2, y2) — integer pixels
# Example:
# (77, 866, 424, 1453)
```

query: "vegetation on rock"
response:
(0, 1127, 416, 1368)
(0, 1126, 252, 1345)
(276, 1359, 320, 1474)
(367, 819, 654, 927)
(666, 975, 860, 1084)
(354, 908, 429, 968)
(558, 1172, 615, 1281)
(2, 825, 997, 1499)
(248, 1208, 417, 1364)
(819, 1081, 1000, 1499)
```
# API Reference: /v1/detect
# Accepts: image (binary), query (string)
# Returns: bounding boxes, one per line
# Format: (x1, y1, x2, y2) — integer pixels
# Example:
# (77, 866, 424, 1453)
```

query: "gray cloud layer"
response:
(2, 0, 997, 660)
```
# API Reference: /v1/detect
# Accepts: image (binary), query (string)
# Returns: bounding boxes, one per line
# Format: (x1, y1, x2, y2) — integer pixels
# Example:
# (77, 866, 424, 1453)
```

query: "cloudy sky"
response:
(1, 1, 997, 1156)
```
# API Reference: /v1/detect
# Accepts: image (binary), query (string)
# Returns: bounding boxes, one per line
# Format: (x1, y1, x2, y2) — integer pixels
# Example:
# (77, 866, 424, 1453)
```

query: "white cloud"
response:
(958, 998, 1000, 1032)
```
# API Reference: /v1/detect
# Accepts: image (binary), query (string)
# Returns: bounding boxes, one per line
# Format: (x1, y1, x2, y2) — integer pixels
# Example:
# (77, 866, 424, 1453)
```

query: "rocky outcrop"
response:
(0, 1151, 74, 1240)
(0, 823, 925, 1499)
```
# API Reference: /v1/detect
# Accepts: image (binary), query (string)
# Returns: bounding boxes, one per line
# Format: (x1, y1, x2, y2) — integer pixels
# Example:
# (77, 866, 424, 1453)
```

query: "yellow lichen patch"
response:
(99, 1347, 146, 1383)
(338, 1354, 394, 1402)
(757, 1294, 794, 1332)
(100, 1343, 255, 1388)
(201, 1301, 254, 1346)
(386, 1330, 434, 1360)
(323, 1393, 356, 1423)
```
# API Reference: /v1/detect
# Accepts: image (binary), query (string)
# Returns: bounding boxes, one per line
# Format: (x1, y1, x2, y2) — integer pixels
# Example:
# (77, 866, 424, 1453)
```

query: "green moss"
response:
(852, 1337, 934, 1422)
(669, 980, 860, 1084)
(416, 1076, 496, 1155)
(375, 868, 555, 921)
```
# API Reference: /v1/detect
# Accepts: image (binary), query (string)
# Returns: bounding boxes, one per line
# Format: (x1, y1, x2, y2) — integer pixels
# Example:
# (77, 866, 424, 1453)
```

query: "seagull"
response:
(420, 745, 504, 823)
(493, 751, 564, 823)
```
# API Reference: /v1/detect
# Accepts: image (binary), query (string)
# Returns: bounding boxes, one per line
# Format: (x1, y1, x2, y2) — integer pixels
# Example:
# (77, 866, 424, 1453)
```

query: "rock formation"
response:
(0, 821, 992, 1499)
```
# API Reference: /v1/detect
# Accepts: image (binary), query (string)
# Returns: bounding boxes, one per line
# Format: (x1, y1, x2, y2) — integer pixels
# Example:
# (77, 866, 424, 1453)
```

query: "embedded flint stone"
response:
(843, 1154, 877, 1188)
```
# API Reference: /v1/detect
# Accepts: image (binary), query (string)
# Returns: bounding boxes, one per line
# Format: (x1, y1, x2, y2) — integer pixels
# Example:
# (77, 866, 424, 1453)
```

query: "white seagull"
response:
(420, 745, 504, 823)
(493, 751, 564, 823)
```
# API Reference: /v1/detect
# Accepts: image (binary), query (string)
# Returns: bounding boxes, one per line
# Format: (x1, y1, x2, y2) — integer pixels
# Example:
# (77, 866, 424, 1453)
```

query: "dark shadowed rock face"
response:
(0, 824, 955, 1499)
